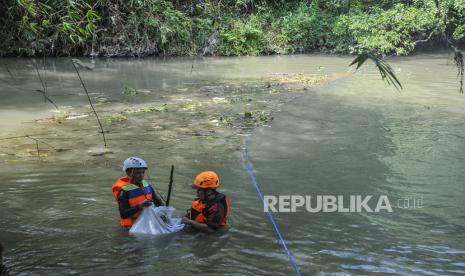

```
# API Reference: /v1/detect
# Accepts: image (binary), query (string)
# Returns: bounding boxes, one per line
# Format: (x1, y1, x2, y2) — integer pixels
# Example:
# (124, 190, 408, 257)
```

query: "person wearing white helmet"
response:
(111, 157, 164, 228)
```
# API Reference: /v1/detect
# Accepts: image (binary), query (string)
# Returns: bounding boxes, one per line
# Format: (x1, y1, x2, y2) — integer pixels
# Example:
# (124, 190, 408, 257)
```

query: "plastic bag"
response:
(129, 206, 184, 235)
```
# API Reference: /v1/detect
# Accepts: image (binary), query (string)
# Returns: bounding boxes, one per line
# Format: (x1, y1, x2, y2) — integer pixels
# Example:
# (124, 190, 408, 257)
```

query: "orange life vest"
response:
(112, 176, 154, 227)
(190, 193, 230, 227)
(112, 176, 131, 201)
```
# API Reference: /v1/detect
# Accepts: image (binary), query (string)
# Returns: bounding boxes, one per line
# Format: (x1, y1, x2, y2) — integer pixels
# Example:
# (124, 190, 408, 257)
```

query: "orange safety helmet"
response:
(193, 171, 220, 189)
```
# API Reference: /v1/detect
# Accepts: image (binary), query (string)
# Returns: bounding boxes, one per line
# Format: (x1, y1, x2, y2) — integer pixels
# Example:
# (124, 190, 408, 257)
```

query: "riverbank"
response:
(2, 1, 463, 57)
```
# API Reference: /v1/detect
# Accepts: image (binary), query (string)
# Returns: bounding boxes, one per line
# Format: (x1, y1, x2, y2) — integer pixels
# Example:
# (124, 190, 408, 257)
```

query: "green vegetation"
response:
(125, 104, 169, 114)
(104, 113, 127, 124)
(105, 104, 169, 125)
(0, 0, 464, 57)
(350, 52, 403, 90)
(243, 110, 274, 126)
(218, 14, 268, 56)
(275, 2, 334, 54)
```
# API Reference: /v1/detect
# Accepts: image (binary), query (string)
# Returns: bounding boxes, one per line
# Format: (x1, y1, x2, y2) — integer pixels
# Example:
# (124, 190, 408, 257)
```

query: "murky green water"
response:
(1, 54, 465, 275)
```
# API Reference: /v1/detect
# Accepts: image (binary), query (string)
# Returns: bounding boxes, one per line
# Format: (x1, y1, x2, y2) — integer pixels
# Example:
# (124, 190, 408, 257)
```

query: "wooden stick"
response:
(166, 165, 174, 206)
(33, 60, 47, 103)
(35, 140, 40, 160)
(71, 59, 107, 148)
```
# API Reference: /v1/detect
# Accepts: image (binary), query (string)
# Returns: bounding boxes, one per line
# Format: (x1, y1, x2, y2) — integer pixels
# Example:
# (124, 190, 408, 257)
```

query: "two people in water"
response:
(112, 157, 230, 233)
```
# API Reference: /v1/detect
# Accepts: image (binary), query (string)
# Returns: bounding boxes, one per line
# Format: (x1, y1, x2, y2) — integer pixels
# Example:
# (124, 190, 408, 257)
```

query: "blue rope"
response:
(240, 51, 399, 276)
(242, 132, 301, 276)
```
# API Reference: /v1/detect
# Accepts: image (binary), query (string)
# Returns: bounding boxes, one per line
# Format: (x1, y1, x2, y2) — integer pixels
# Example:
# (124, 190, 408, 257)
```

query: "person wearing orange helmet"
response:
(181, 171, 230, 233)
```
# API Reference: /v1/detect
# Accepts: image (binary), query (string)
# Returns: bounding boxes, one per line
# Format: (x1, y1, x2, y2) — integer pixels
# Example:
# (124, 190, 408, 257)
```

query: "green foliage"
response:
(450, 0, 465, 40)
(350, 52, 403, 90)
(1, 0, 464, 57)
(274, 2, 334, 53)
(1, 0, 193, 56)
(121, 0, 192, 55)
(333, 3, 437, 55)
(218, 15, 267, 56)
(14, 0, 100, 55)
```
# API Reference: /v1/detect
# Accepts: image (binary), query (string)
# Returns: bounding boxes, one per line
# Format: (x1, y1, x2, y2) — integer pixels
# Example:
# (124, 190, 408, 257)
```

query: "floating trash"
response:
(66, 114, 89, 120)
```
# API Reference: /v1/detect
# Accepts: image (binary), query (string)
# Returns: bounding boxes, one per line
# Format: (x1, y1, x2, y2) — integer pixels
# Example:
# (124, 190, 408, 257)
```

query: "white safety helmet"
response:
(122, 157, 148, 172)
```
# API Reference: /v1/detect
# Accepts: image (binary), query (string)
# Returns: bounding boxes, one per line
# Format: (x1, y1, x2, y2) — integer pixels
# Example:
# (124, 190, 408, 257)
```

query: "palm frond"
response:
(350, 52, 403, 91)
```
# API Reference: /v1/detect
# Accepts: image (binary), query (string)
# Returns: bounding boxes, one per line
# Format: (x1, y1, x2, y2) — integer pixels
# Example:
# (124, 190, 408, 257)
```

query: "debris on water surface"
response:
(66, 113, 89, 120)
(1, 72, 330, 162)
(87, 147, 113, 156)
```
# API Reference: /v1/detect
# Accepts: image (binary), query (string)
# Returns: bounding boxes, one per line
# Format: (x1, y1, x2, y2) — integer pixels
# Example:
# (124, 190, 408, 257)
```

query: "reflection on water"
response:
(1, 54, 465, 275)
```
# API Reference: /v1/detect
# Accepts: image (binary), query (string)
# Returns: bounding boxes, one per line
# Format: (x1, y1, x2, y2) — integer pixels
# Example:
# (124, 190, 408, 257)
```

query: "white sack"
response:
(129, 206, 184, 235)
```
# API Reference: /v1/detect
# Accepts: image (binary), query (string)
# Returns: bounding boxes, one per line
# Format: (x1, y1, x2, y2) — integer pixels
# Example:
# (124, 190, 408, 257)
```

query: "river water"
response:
(1, 54, 464, 275)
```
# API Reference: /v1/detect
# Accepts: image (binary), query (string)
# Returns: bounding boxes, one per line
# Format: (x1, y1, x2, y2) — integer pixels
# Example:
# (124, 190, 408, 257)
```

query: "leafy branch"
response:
(442, 34, 464, 94)
(350, 52, 402, 91)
